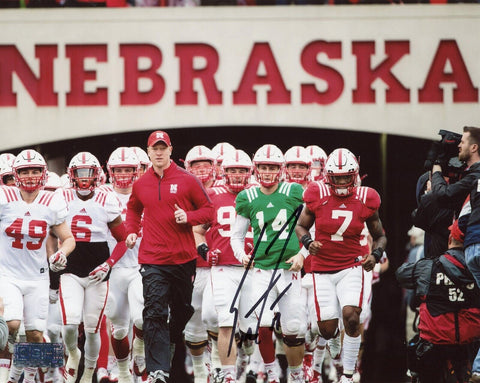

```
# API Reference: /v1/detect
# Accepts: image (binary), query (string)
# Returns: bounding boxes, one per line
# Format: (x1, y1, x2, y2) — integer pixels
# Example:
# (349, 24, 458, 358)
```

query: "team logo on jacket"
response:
(170, 184, 178, 194)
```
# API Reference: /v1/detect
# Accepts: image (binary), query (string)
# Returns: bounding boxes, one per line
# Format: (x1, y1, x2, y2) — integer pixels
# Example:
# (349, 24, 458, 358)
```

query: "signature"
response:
(227, 204, 304, 356)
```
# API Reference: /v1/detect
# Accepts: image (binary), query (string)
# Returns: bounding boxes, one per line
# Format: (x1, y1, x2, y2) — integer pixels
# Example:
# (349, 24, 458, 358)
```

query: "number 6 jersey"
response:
(303, 181, 381, 272)
(0, 187, 68, 280)
(62, 188, 122, 277)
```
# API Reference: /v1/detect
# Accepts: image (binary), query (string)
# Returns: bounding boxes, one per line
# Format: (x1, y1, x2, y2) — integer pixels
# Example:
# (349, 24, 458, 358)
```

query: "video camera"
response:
(424, 129, 466, 183)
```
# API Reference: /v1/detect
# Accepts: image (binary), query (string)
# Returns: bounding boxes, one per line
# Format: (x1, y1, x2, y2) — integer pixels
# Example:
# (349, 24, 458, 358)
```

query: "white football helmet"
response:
(0, 153, 16, 168)
(68, 152, 101, 192)
(107, 147, 140, 189)
(13, 149, 48, 192)
(212, 142, 236, 180)
(44, 171, 62, 191)
(222, 149, 253, 193)
(131, 146, 151, 175)
(306, 145, 328, 181)
(284, 146, 312, 185)
(325, 148, 359, 197)
(253, 144, 284, 187)
(185, 145, 216, 185)
(0, 159, 14, 186)
(60, 173, 70, 189)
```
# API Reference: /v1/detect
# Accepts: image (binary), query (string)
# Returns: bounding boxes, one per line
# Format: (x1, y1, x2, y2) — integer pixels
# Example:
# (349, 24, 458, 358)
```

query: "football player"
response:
(131, 147, 151, 177)
(211, 143, 235, 181)
(60, 152, 128, 383)
(104, 147, 145, 383)
(231, 144, 307, 383)
(193, 150, 255, 383)
(296, 148, 387, 383)
(0, 150, 75, 383)
(305, 145, 327, 182)
(0, 153, 16, 186)
(185, 146, 217, 189)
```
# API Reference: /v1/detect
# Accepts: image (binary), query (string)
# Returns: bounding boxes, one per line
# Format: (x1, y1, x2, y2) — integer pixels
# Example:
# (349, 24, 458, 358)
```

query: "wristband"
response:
(372, 248, 384, 263)
(300, 234, 314, 251)
(197, 243, 209, 260)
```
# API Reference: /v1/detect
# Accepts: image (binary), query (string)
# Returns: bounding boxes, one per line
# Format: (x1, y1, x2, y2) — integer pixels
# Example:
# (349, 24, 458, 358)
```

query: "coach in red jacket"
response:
(125, 130, 214, 383)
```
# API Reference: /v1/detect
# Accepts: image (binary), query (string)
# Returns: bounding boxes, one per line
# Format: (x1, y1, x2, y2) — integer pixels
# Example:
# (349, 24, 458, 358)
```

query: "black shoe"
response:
(246, 370, 257, 383)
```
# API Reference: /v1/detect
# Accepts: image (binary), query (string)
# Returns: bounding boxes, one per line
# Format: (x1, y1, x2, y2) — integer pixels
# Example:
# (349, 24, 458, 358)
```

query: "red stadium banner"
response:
(0, 5, 479, 149)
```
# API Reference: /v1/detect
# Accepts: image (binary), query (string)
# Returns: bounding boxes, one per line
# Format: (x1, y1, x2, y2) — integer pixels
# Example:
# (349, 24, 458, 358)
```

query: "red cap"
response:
(148, 130, 171, 147)
(448, 220, 464, 243)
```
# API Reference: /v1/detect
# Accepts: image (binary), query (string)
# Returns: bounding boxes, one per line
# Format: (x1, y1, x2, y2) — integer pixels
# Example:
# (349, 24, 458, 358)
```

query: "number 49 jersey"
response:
(303, 181, 381, 272)
(0, 187, 68, 281)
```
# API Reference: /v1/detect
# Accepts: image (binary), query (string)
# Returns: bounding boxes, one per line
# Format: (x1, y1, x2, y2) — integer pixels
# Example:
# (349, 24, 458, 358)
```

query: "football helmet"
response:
(0, 153, 16, 167)
(306, 145, 327, 181)
(222, 149, 253, 193)
(44, 171, 62, 191)
(107, 147, 140, 189)
(131, 146, 151, 175)
(212, 142, 236, 180)
(13, 149, 48, 192)
(60, 173, 70, 189)
(284, 146, 312, 185)
(68, 152, 101, 193)
(325, 148, 359, 197)
(185, 145, 216, 184)
(253, 144, 284, 187)
(0, 159, 14, 186)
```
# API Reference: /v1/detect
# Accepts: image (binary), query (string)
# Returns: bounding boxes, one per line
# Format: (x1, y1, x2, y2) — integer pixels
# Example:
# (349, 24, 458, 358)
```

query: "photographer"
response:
(412, 129, 465, 259)
(431, 126, 480, 218)
(396, 221, 480, 383)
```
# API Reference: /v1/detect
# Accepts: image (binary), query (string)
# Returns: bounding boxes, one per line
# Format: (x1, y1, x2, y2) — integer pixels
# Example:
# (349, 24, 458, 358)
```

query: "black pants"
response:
(140, 261, 196, 374)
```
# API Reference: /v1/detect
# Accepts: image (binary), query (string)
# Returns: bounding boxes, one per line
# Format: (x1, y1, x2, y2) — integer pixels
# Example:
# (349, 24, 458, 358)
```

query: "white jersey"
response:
(0, 187, 68, 280)
(62, 188, 122, 242)
(107, 191, 141, 268)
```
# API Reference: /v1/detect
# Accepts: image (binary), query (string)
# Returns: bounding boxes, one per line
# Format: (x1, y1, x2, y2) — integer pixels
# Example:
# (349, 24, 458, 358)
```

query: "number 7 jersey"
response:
(0, 187, 68, 280)
(303, 181, 381, 272)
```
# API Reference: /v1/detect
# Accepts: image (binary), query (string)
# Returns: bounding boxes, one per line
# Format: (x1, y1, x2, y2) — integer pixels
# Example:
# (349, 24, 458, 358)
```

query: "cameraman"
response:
(413, 129, 465, 259)
(431, 126, 480, 218)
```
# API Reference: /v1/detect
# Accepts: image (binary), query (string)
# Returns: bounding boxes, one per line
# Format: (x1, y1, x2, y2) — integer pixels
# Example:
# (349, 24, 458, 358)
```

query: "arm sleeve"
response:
(125, 185, 144, 235)
(0, 317, 7, 351)
(231, 215, 250, 263)
(185, 179, 214, 226)
(431, 170, 475, 210)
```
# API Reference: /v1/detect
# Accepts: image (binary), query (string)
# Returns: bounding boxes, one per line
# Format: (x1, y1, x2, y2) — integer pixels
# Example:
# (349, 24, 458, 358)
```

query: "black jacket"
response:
(431, 161, 480, 218)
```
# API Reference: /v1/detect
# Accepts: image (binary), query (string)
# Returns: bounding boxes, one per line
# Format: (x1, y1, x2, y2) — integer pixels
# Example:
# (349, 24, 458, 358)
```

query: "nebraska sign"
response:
(0, 6, 479, 149)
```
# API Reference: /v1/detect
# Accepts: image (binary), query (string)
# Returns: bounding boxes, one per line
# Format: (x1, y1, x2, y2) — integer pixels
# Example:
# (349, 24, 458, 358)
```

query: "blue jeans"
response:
(465, 243, 480, 372)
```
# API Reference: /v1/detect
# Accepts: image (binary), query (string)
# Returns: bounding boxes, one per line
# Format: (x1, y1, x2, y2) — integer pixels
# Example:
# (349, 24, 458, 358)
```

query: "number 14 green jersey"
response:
(235, 182, 303, 270)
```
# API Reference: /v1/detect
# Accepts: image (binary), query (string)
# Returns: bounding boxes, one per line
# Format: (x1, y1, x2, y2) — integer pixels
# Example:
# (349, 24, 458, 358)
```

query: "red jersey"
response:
(303, 181, 381, 272)
(126, 162, 214, 266)
(201, 186, 253, 266)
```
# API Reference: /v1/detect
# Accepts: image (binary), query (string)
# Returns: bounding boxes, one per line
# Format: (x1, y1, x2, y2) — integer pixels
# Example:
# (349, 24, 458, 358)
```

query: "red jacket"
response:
(126, 162, 214, 265)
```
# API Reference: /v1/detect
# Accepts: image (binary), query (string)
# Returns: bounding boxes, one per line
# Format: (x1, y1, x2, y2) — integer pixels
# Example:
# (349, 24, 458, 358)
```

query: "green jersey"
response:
(235, 182, 303, 270)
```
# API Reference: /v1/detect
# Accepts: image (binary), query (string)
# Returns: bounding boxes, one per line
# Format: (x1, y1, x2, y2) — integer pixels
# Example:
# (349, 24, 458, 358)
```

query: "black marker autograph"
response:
(227, 203, 304, 356)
